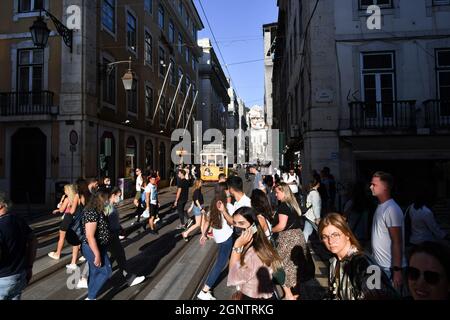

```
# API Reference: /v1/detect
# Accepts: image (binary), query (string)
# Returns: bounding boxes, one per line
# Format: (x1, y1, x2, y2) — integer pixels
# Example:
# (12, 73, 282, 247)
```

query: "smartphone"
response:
(250, 224, 257, 235)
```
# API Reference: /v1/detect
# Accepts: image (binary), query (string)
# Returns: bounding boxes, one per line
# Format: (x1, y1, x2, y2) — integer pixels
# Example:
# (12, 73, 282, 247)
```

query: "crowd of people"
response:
(0, 163, 449, 301)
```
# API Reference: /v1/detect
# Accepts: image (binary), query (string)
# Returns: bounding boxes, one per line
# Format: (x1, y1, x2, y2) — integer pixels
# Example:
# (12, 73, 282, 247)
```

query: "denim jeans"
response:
(82, 242, 112, 299)
(0, 271, 27, 300)
(303, 219, 315, 243)
(205, 236, 233, 289)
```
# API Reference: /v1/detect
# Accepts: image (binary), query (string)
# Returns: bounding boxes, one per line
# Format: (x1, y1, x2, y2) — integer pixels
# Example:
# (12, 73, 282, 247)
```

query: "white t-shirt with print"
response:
(371, 199, 407, 268)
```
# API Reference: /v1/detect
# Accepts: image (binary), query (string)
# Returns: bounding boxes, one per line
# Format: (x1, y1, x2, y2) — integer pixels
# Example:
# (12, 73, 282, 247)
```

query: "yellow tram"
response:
(200, 145, 228, 182)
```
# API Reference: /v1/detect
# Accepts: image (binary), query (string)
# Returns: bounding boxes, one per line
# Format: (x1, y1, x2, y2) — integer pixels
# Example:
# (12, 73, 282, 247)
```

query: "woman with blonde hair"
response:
(319, 213, 397, 300)
(182, 179, 205, 241)
(271, 182, 310, 300)
(48, 184, 82, 270)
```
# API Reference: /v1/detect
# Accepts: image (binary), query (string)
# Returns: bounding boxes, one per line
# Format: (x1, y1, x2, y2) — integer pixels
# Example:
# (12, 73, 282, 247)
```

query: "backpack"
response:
(66, 206, 84, 246)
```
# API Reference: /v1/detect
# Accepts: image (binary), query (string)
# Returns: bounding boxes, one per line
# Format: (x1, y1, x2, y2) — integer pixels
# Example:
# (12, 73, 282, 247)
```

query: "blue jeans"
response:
(303, 219, 315, 243)
(82, 243, 112, 300)
(205, 236, 233, 289)
(0, 271, 27, 300)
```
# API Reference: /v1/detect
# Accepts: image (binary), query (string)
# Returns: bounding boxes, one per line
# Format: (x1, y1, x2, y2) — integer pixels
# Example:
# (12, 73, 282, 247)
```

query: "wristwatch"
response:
(232, 246, 244, 254)
(392, 266, 403, 272)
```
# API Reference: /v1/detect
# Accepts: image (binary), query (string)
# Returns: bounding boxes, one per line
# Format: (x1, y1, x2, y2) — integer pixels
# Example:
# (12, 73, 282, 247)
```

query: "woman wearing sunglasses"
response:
(319, 213, 398, 300)
(406, 241, 450, 300)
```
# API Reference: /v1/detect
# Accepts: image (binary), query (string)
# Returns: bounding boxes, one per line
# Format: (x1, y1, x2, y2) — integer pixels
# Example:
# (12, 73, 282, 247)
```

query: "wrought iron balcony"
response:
(348, 100, 416, 130)
(423, 99, 450, 129)
(0, 91, 55, 116)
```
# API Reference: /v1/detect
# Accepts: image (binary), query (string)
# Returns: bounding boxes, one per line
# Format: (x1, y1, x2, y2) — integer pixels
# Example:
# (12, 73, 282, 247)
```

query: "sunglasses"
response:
(406, 266, 442, 285)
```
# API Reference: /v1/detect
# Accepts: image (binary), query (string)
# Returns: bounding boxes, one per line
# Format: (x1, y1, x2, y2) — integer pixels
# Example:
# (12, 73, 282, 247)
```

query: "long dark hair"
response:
(234, 207, 282, 271)
(208, 190, 228, 229)
(85, 190, 109, 213)
(251, 189, 274, 223)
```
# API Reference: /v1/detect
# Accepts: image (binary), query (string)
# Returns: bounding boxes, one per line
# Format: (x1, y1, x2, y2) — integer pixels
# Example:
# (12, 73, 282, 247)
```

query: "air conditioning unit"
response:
(290, 124, 299, 137)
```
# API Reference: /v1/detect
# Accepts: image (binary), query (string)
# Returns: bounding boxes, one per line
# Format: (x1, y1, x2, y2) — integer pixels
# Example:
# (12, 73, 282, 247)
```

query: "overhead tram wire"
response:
(197, 0, 246, 104)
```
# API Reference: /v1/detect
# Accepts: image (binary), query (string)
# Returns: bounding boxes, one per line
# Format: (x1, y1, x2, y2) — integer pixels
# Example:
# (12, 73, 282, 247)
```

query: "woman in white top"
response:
(303, 176, 322, 243)
(406, 193, 448, 245)
(197, 189, 234, 300)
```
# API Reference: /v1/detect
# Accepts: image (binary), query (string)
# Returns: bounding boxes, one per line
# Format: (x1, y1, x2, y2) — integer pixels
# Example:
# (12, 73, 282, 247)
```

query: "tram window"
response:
(208, 155, 215, 166)
(216, 155, 223, 167)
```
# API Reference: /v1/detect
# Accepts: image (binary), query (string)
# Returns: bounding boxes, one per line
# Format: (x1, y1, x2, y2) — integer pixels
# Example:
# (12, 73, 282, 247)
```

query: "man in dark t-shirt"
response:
(0, 193, 37, 300)
(173, 170, 190, 229)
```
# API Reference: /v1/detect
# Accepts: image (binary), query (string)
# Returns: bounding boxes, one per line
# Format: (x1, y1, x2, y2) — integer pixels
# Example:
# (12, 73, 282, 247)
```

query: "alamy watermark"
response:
(366, 5, 382, 30)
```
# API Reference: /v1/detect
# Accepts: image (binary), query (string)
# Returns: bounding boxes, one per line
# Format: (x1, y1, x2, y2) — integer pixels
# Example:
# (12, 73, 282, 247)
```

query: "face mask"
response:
(234, 223, 257, 237)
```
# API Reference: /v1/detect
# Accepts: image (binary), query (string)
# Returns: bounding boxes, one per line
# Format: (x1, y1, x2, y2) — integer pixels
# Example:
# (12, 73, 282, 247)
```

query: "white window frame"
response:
(360, 51, 396, 125)
(13, 0, 48, 21)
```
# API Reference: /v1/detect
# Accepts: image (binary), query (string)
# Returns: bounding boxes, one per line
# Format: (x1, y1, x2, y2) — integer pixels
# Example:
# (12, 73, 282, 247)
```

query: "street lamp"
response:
(106, 56, 135, 91)
(30, 9, 73, 52)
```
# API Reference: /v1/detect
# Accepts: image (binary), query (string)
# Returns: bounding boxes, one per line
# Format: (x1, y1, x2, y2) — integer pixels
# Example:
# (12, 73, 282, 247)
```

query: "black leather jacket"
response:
(327, 251, 399, 300)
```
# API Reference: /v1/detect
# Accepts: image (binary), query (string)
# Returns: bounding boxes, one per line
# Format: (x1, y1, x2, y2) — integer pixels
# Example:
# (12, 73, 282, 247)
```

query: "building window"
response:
(185, 8, 190, 27)
(178, 33, 183, 55)
(158, 4, 165, 30)
(125, 136, 137, 178)
(19, 0, 43, 12)
(100, 132, 116, 182)
(145, 85, 154, 118)
(102, 0, 115, 33)
(361, 51, 395, 120)
(159, 46, 166, 76)
(192, 56, 197, 71)
(17, 49, 43, 93)
(178, 0, 183, 16)
(159, 142, 166, 179)
(169, 20, 175, 43)
(433, 0, 450, 4)
(436, 49, 450, 116)
(159, 96, 166, 128)
(144, 0, 152, 14)
(127, 79, 137, 114)
(192, 24, 197, 42)
(126, 11, 137, 52)
(359, 0, 392, 9)
(102, 57, 116, 105)
(145, 31, 153, 66)
(170, 58, 176, 85)
(178, 67, 184, 93)
(186, 75, 190, 94)
(145, 140, 153, 170)
(185, 48, 190, 64)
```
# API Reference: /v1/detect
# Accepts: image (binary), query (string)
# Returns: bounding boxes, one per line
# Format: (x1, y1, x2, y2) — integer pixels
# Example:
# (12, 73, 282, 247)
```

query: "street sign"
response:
(69, 130, 78, 145)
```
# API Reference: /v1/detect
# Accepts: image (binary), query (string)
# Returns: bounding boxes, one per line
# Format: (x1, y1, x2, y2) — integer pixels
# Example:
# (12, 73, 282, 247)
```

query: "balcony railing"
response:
(423, 99, 450, 129)
(348, 100, 416, 130)
(0, 91, 55, 116)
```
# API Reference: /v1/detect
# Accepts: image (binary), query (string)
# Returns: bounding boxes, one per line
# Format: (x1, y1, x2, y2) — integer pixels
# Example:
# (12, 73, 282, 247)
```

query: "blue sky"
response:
(193, 0, 278, 108)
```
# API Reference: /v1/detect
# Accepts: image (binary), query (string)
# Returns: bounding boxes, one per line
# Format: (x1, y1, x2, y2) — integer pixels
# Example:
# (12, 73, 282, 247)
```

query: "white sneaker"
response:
(154, 217, 160, 223)
(78, 256, 86, 262)
(66, 263, 78, 271)
(118, 235, 125, 240)
(76, 278, 88, 289)
(197, 290, 216, 300)
(129, 276, 145, 287)
(84, 297, 95, 300)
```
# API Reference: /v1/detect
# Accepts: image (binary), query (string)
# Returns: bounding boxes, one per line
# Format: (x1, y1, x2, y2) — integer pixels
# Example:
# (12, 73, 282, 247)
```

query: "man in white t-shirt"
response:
(370, 171, 406, 291)
(226, 176, 251, 215)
